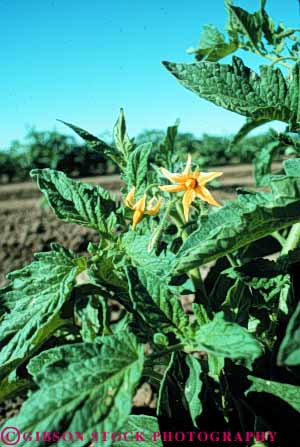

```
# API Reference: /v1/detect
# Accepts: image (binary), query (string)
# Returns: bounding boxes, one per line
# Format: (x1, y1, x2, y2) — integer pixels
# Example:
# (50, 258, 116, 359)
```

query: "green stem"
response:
(181, 247, 208, 303)
(173, 206, 208, 304)
(144, 182, 160, 194)
(272, 231, 286, 248)
(170, 214, 183, 229)
(189, 267, 209, 305)
(175, 201, 185, 223)
(269, 55, 298, 67)
(147, 342, 185, 362)
(252, 48, 293, 69)
(226, 253, 238, 267)
(148, 199, 176, 252)
(281, 222, 300, 255)
(142, 368, 164, 383)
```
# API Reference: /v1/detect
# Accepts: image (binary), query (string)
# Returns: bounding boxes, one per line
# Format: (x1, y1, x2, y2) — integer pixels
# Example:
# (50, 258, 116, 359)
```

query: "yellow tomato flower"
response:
(125, 187, 162, 229)
(159, 154, 223, 221)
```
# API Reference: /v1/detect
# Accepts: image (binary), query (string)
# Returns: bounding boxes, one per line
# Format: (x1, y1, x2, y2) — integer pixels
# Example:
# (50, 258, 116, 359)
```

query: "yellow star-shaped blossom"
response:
(159, 154, 223, 221)
(125, 187, 162, 230)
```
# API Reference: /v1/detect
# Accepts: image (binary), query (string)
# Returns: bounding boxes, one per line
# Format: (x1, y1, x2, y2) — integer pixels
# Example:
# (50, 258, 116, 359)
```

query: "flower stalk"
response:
(281, 222, 300, 255)
(148, 199, 176, 253)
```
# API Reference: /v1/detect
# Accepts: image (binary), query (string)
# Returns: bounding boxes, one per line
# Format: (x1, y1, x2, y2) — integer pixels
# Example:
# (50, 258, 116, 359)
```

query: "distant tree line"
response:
(0, 127, 278, 183)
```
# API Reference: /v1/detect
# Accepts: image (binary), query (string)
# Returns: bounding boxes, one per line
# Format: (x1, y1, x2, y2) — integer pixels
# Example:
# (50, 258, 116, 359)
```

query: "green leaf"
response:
(156, 121, 179, 169)
(184, 354, 202, 427)
(122, 231, 194, 292)
(0, 372, 30, 404)
(286, 63, 300, 131)
(125, 143, 152, 193)
(115, 415, 163, 447)
(208, 354, 225, 382)
(254, 141, 282, 186)
(172, 170, 300, 274)
(231, 118, 271, 146)
(187, 312, 263, 367)
(246, 375, 300, 412)
(277, 133, 300, 157)
(278, 301, 300, 366)
(122, 231, 192, 288)
(74, 287, 107, 341)
(89, 244, 128, 289)
(260, 2, 278, 46)
(113, 108, 135, 159)
(226, 1, 287, 53)
(163, 57, 300, 131)
(5, 333, 144, 447)
(156, 352, 189, 420)
(157, 352, 175, 417)
(225, 259, 290, 303)
(31, 168, 117, 235)
(284, 158, 300, 177)
(188, 24, 238, 62)
(126, 266, 188, 337)
(226, 2, 264, 51)
(192, 303, 209, 325)
(59, 119, 124, 167)
(0, 244, 82, 378)
(88, 238, 127, 289)
(221, 279, 252, 324)
(153, 332, 169, 346)
(122, 232, 173, 272)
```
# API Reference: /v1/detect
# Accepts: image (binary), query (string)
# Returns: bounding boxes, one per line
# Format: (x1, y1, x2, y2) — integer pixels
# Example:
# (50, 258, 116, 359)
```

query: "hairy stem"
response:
(172, 202, 208, 304)
(281, 222, 300, 255)
(147, 342, 186, 362)
(252, 48, 293, 69)
(148, 198, 176, 252)
(272, 231, 286, 248)
(144, 182, 160, 194)
(226, 253, 238, 267)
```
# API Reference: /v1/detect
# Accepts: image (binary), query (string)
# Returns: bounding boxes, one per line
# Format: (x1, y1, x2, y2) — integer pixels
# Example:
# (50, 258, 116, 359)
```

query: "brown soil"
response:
(0, 176, 123, 286)
(0, 206, 99, 286)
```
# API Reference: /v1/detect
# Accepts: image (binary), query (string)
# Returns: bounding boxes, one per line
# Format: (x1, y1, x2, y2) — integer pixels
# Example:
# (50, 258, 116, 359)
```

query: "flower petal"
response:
(146, 198, 162, 216)
(183, 153, 192, 175)
(132, 210, 143, 229)
(160, 167, 186, 183)
(146, 197, 156, 209)
(124, 187, 136, 208)
(182, 189, 196, 221)
(133, 195, 146, 212)
(196, 185, 221, 207)
(198, 171, 223, 185)
(159, 184, 186, 193)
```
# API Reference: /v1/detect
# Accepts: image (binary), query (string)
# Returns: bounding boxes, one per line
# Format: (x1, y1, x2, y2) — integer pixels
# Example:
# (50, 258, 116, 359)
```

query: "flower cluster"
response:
(125, 187, 162, 230)
(125, 154, 223, 229)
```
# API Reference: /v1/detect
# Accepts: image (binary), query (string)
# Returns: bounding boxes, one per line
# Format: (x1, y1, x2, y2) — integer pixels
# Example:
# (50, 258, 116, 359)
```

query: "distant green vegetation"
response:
(0, 129, 112, 183)
(0, 126, 281, 183)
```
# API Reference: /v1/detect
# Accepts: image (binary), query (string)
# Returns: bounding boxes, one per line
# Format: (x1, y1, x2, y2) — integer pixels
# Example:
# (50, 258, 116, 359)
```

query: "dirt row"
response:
(0, 164, 259, 203)
(0, 206, 100, 285)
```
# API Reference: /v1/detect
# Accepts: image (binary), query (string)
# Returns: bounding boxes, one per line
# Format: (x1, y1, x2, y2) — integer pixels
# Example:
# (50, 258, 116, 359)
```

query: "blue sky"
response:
(1, 0, 299, 147)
